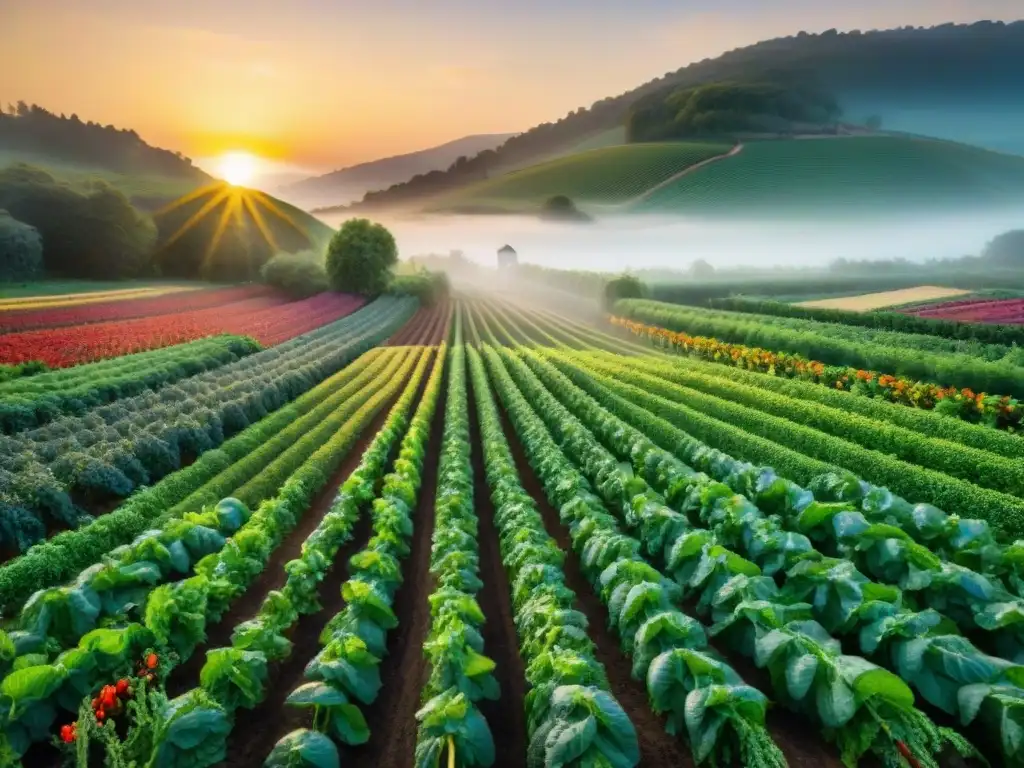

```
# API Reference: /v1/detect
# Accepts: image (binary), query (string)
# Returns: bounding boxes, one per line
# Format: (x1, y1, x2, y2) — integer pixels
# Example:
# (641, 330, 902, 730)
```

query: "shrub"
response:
(603, 274, 646, 309)
(0, 164, 156, 278)
(325, 218, 398, 295)
(0, 209, 43, 280)
(260, 250, 329, 298)
(389, 271, 448, 305)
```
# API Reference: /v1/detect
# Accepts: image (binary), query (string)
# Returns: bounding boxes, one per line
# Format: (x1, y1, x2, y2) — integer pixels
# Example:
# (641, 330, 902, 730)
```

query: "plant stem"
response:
(447, 734, 456, 768)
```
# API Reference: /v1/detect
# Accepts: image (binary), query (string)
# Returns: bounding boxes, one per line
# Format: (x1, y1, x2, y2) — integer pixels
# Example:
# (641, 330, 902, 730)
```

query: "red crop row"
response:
(908, 298, 1024, 324)
(0, 293, 365, 368)
(0, 285, 278, 332)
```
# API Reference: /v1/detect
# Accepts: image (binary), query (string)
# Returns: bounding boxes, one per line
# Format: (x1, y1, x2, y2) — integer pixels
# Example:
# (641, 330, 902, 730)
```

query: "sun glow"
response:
(216, 151, 258, 186)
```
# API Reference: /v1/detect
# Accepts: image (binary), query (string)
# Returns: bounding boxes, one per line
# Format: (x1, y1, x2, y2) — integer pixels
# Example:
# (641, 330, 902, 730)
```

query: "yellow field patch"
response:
(0, 286, 197, 312)
(796, 285, 973, 312)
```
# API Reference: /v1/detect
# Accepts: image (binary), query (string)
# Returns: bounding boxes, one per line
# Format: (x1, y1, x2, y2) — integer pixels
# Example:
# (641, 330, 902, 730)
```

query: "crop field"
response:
(795, 285, 972, 311)
(0, 284, 204, 308)
(431, 141, 732, 210)
(6, 286, 1024, 768)
(0, 291, 366, 367)
(629, 135, 1024, 216)
(906, 297, 1024, 324)
(0, 286, 277, 333)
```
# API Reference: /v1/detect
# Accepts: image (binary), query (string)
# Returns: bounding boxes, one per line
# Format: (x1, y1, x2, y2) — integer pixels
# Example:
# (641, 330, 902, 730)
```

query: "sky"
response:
(1, 0, 1021, 175)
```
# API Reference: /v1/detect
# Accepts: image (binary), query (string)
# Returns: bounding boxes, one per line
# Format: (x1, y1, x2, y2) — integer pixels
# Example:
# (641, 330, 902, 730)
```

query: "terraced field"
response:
(4, 285, 1024, 768)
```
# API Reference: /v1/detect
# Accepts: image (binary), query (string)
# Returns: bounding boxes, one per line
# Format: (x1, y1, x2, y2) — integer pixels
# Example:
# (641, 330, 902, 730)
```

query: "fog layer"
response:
(318, 210, 1024, 272)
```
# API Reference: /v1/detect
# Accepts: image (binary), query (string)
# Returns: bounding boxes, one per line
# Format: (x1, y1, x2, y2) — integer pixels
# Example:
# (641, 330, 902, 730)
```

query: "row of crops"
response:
(460, 298, 1024, 767)
(6, 286, 1024, 768)
(0, 286, 365, 368)
(0, 285, 447, 767)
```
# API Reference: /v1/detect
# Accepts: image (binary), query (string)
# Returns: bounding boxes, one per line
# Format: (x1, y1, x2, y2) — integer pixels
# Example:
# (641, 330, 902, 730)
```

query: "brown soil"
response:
(166, 384, 408, 699)
(387, 301, 452, 347)
(466, 373, 529, 768)
(344, 376, 447, 768)
(218, 510, 376, 767)
(496, 408, 694, 768)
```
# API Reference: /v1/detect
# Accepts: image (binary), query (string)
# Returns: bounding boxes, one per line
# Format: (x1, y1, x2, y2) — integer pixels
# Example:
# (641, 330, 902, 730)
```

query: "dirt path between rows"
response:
(387, 300, 452, 347)
(346, 377, 447, 768)
(166, 381, 410, 700)
(467, 373, 530, 768)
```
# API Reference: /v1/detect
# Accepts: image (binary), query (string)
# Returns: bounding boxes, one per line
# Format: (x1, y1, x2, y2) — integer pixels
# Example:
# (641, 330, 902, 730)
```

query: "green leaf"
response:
(330, 703, 371, 746)
(785, 653, 819, 702)
(464, 649, 497, 678)
(286, 682, 348, 707)
(0, 664, 66, 710)
(265, 729, 340, 768)
(546, 714, 598, 765)
(815, 674, 856, 728)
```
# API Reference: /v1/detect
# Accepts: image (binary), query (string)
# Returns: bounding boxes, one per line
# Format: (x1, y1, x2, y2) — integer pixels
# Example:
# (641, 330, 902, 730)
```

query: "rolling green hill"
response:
(343, 22, 1024, 212)
(0, 151, 204, 209)
(429, 141, 732, 212)
(629, 136, 1024, 217)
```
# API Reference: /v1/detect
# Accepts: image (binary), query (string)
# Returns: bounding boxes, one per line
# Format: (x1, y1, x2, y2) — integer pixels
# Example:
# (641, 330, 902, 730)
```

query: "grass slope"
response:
(630, 136, 1024, 217)
(431, 141, 731, 211)
(0, 151, 206, 208)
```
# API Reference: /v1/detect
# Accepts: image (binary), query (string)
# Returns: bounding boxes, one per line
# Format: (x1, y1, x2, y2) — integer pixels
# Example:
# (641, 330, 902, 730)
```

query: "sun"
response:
(216, 151, 258, 186)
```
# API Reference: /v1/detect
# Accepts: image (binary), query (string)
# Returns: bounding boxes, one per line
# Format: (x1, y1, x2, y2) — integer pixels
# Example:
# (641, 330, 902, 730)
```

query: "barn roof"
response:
(498, 244, 516, 253)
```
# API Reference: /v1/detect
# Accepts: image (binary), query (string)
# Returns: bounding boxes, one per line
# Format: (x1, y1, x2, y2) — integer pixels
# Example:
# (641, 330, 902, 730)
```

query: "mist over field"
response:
(318, 208, 1024, 272)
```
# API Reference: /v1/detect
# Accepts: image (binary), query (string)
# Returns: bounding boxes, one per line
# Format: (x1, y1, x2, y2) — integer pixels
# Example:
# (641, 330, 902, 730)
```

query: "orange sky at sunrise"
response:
(1, 0, 1021, 174)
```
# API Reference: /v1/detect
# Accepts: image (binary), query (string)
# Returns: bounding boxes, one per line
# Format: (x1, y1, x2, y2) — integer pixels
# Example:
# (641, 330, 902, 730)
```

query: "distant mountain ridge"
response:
(279, 132, 516, 209)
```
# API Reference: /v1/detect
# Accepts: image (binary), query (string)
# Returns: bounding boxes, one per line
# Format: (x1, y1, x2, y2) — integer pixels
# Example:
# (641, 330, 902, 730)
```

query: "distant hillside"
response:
(0, 103, 209, 183)
(341, 20, 1024, 212)
(629, 136, 1024, 218)
(153, 184, 334, 281)
(282, 133, 515, 209)
(429, 142, 732, 213)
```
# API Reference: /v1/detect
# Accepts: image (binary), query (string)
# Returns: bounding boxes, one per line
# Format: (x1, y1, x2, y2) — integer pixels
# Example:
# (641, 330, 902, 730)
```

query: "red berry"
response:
(95, 709, 105, 721)
(116, 679, 131, 696)
(145, 653, 159, 670)
(60, 724, 76, 743)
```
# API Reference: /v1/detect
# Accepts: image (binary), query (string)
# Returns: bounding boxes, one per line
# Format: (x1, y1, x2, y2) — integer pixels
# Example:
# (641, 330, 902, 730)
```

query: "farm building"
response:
(497, 244, 518, 270)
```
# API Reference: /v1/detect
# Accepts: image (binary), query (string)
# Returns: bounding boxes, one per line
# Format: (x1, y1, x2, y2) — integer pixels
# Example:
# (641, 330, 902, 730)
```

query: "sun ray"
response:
(242, 193, 280, 252)
(203, 193, 238, 263)
(161, 187, 232, 249)
(252, 190, 310, 239)
(154, 182, 226, 217)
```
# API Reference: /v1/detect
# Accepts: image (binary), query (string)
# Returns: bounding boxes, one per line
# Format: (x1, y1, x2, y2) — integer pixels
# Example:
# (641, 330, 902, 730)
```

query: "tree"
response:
(0, 164, 156, 279)
(0, 210, 43, 280)
(690, 258, 716, 277)
(983, 230, 1024, 267)
(603, 273, 647, 309)
(325, 218, 398, 295)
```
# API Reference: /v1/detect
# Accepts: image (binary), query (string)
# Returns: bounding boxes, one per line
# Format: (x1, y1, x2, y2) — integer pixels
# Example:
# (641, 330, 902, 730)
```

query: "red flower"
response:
(100, 685, 118, 709)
